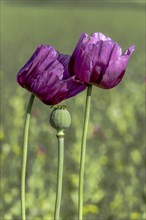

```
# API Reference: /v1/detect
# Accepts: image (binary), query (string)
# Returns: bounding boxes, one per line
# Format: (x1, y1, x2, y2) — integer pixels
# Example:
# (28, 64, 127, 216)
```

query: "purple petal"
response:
(98, 45, 135, 89)
(57, 53, 71, 79)
(17, 45, 59, 87)
(32, 74, 86, 105)
(123, 45, 135, 57)
(68, 32, 88, 75)
(73, 40, 120, 85)
(68, 32, 112, 76)
(88, 32, 112, 44)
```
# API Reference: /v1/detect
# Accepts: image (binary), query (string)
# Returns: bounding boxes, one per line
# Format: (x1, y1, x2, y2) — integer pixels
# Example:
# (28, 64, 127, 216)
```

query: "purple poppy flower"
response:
(69, 32, 135, 89)
(17, 45, 86, 105)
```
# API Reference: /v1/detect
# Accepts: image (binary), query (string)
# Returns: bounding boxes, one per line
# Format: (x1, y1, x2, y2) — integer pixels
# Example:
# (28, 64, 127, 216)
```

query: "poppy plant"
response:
(17, 45, 86, 105)
(70, 32, 135, 220)
(69, 32, 135, 89)
(17, 45, 86, 220)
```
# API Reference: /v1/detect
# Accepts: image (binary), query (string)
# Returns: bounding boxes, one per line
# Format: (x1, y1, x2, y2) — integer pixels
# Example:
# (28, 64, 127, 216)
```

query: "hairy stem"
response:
(54, 132, 64, 220)
(78, 85, 92, 220)
(21, 94, 35, 220)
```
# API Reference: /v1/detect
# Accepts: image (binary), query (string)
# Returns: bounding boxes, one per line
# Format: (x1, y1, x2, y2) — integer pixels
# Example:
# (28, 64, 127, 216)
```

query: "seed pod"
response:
(50, 106, 71, 132)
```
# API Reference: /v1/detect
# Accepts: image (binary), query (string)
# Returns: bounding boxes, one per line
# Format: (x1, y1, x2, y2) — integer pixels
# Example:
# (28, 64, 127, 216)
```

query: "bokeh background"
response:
(1, 1, 145, 219)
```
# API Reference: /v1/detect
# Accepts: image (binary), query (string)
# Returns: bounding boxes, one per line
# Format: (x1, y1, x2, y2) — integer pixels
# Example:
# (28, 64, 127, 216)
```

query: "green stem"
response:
(21, 94, 35, 220)
(78, 84, 92, 220)
(54, 131, 64, 220)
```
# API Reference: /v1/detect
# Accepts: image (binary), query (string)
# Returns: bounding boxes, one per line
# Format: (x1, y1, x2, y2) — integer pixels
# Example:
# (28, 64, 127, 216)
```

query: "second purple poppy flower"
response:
(69, 32, 135, 89)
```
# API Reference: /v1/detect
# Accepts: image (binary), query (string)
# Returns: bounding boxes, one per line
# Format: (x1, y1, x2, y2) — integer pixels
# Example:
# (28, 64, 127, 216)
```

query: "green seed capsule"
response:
(50, 107, 71, 131)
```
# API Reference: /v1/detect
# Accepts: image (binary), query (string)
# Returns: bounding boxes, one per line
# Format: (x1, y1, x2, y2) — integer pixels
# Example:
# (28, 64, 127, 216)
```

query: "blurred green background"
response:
(1, 1, 145, 220)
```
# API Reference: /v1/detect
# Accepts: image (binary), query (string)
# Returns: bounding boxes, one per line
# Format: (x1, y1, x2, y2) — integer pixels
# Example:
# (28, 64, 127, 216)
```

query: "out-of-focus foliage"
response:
(1, 1, 145, 220)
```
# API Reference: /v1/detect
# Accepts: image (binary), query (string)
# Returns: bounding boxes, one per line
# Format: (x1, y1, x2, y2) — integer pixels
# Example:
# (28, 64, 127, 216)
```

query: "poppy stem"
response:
(54, 131, 64, 220)
(78, 84, 92, 220)
(21, 94, 35, 220)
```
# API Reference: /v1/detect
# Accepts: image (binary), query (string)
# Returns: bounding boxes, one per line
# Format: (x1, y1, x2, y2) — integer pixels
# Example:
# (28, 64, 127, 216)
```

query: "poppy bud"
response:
(50, 106, 71, 136)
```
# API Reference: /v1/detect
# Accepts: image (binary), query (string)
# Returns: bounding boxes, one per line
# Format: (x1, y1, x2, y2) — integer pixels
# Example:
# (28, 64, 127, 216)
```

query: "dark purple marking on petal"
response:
(96, 43, 117, 85)
(68, 33, 88, 76)
(57, 53, 71, 79)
